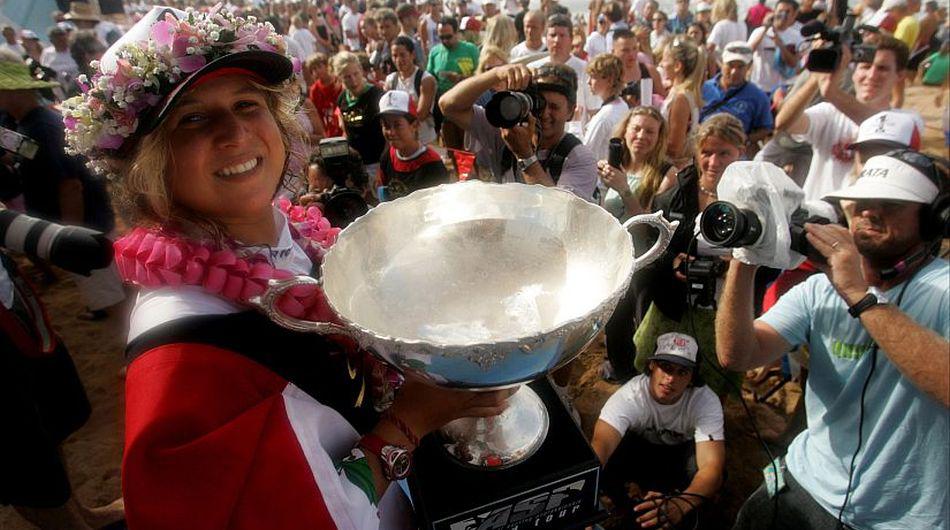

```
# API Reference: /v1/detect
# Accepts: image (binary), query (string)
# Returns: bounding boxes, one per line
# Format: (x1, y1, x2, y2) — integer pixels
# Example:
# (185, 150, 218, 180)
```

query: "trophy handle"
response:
(248, 276, 355, 336)
(622, 210, 680, 269)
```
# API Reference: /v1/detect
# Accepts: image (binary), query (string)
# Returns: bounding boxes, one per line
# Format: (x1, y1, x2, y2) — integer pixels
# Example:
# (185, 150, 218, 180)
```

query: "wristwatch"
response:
(847, 286, 889, 318)
(359, 434, 412, 481)
(517, 154, 539, 173)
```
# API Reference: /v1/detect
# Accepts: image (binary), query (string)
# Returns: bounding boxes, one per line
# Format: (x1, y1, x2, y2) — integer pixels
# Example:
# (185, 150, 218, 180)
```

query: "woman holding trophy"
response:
(63, 6, 510, 528)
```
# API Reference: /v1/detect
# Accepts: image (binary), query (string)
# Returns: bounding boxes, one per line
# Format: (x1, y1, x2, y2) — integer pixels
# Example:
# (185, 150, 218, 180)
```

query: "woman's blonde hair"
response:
(476, 45, 509, 74)
(611, 106, 670, 208)
(331, 50, 362, 75)
(107, 79, 308, 241)
(665, 38, 706, 107)
(712, 0, 739, 22)
(484, 14, 519, 52)
(694, 113, 746, 158)
(587, 54, 624, 99)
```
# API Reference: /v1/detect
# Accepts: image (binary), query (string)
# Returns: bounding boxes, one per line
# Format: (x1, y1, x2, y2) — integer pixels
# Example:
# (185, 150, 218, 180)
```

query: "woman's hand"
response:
(387, 379, 516, 440)
(597, 160, 632, 194)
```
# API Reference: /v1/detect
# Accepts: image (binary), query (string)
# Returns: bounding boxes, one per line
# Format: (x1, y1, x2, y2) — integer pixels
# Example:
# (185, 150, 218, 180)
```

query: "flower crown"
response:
(62, 5, 294, 175)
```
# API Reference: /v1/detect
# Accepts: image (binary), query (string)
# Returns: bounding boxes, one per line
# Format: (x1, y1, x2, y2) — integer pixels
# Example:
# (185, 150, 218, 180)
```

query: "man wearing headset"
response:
(718, 150, 949, 529)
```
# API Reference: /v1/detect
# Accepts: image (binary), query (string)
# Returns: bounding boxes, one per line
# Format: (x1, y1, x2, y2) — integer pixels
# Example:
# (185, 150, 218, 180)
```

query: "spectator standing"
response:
(333, 51, 386, 176)
(895, 0, 922, 51)
(370, 9, 401, 77)
(775, 36, 918, 202)
(796, 0, 823, 24)
(650, 11, 671, 50)
(583, 54, 628, 164)
(385, 36, 438, 146)
(396, 5, 426, 66)
(307, 53, 344, 138)
(419, 0, 443, 55)
(510, 10, 548, 59)
(1, 27, 25, 57)
(485, 14, 520, 53)
(529, 14, 601, 128)
(377, 90, 451, 200)
(513, 0, 531, 42)
(747, 0, 804, 95)
(592, 332, 725, 528)
(19, 31, 42, 63)
(613, 29, 665, 102)
(426, 16, 480, 149)
(707, 0, 748, 61)
(441, 63, 599, 201)
(695, 2, 714, 28)
(290, 14, 318, 59)
(40, 27, 79, 92)
(914, 1, 943, 56)
(745, 0, 773, 32)
(700, 42, 773, 154)
(659, 38, 705, 167)
(341, 0, 363, 50)
(669, 0, 694, 34)
(919, 39, 950, 85)
(585, 13, 612, 59)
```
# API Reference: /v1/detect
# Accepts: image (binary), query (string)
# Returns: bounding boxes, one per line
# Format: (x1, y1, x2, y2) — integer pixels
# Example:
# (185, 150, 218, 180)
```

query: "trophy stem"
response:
(439, 385, 549, 469)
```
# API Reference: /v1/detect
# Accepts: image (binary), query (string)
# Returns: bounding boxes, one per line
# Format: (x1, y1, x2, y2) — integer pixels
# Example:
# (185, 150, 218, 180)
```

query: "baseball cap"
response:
(696, 2, 713, 13)
(461, 16, 482, 31)
(824, 151, 941, 204)
(649, 332, 698, 369)
(848, 110, 922, 150)
(533, 62, 577, 106)
(722, 41, 753, 65)
(378, 89, 417, 119)
(881, 0, 908, 10)
(20, 30, 40, 41)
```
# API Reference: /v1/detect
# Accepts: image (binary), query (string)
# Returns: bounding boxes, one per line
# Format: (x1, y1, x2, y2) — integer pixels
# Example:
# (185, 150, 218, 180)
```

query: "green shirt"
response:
(426, 40, 480, 94)
(922, 52, 949, 86)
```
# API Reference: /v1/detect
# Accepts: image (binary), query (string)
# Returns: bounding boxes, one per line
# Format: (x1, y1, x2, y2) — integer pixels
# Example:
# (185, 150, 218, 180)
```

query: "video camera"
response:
(801, 13, 876, 72)
(484, 86, 546, 129)
(697, 162, 841, 270)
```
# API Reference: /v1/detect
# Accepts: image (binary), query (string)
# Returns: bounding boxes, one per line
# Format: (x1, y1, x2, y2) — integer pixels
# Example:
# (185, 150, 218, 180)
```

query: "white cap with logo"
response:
(849, 110, 922, 150)
(722, 41, 754, 65)
(378, 89, 417, 118)
(824, 152, 940, 204)
(650, 332, 698, 369)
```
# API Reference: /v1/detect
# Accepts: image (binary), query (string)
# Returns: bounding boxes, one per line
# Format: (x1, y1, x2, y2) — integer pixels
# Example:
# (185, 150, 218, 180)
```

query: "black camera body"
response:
(803, 13, 876, 72)
(312, 137, 369, 228)
(679, 255, 728, 308)
(484, 86, 546, 128)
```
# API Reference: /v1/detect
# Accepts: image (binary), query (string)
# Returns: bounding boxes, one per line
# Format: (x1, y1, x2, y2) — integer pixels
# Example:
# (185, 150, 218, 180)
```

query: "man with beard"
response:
(718, 150, 949, 529)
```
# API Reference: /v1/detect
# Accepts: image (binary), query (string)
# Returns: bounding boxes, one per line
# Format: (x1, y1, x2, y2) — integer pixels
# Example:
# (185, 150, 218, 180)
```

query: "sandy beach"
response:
(0, 82, 946, 529)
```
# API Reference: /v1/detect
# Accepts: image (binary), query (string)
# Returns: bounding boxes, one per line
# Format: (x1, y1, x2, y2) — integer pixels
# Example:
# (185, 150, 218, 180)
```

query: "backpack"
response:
(386, 69, 425, 97)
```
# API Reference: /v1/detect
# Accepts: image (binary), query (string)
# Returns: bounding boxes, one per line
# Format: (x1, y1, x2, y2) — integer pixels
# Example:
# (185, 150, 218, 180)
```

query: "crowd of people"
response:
(0, 0, 947, 528)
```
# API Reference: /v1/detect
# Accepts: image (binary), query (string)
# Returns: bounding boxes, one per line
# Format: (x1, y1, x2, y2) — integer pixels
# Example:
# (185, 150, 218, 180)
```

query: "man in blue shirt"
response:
(717, 151, 949, 530)
(667, 0, 693, 34)
(700, 41, 773, 155)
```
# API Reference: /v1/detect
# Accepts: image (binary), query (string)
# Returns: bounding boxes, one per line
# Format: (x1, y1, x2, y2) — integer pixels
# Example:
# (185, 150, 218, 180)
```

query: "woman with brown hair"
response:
(63, 7, 510, 528)
(596, 106, 676, 220)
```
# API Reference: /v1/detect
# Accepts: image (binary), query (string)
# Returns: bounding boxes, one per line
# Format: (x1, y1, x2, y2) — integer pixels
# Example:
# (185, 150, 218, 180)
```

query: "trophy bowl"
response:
(256, 181, 676, 466)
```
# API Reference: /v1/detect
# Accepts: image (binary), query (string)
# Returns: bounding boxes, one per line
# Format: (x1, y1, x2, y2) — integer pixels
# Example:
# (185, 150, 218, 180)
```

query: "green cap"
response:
(0, 61, 59, 91)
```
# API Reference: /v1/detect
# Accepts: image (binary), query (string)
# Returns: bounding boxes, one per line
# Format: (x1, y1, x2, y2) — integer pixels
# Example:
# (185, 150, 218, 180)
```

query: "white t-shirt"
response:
(510, 40, 547, 60)
(583, 97, 629, 163)
(529, 55, 602, 124)
(599, 374, 725, 446)
(342, 12, 362, 50)
(792, 103, 924, 202)
(127, 209, 312, 343)
(40, 46, 79, 81)
(707, 19, 748, 56)
(584, 31, 608, 60)
(290, 26, 318, 59)
(747, 24, 803, 93)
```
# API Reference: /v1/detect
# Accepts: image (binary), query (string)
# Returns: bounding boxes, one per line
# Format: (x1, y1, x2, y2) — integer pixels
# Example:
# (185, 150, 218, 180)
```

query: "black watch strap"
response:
(848, 293, 879, 318)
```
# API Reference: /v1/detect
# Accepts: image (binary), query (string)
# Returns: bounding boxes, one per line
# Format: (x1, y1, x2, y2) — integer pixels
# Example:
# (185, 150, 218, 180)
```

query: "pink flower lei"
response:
(114, 201, 342, 323)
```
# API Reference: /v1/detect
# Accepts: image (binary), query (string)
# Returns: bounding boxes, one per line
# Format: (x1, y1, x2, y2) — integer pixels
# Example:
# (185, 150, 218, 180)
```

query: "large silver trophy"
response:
(255, 181, 676, 468)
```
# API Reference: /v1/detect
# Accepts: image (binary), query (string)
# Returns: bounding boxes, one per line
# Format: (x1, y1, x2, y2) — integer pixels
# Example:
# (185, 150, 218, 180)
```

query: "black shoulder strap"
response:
(700, 82, 747, 122)
(414, 68, 424, 95)
(541, 133, 582, 183)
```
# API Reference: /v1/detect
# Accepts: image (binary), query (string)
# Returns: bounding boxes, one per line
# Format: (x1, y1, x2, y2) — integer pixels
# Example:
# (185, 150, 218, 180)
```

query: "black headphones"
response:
(884, 149, 950, 241)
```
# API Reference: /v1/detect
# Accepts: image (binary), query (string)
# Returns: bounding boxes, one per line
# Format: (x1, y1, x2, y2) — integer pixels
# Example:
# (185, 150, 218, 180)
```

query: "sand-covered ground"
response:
(1, 83, 946, 529)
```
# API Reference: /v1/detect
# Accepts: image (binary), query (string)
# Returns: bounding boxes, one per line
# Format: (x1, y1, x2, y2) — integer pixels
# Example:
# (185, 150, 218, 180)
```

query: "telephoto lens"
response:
(699, 201, 764, 247)
(484, 90, 544, 128)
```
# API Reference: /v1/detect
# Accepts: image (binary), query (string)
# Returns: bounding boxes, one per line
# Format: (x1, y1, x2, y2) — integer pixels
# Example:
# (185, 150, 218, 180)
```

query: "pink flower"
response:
(151, 19, 175, 48)
(177, 54, 207, 73)
(97, 134, 125, 150)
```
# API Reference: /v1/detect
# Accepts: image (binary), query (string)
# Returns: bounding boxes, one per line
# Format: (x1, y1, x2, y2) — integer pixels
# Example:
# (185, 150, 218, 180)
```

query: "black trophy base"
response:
(408, 378, 607, 530)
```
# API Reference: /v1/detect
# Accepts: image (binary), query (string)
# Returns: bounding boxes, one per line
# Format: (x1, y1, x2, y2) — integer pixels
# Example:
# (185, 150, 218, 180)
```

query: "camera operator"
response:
(775, 35, 919, 202)
(439, 62, 599, 202)
(631, 114, 747, 397)
(592, 332, 725, 529)
(718, 150, 949, 529)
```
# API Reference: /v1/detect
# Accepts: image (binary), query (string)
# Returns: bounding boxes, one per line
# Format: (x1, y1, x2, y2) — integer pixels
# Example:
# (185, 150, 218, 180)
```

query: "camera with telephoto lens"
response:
(310, 137, 369, 228)
(484, 85, 546, 128)
(700, 200, 841, 265)
(678, 254, 728, 308)
(802, 13, 876, 72)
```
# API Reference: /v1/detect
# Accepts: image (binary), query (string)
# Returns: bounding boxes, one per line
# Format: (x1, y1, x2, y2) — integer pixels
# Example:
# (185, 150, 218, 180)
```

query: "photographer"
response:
(718, 150, 948, 529)
(775, 35, 919, 202)
(439, 62, 598, 202)
(592, 332, 725, 529)
(631, 114, 746, 397)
